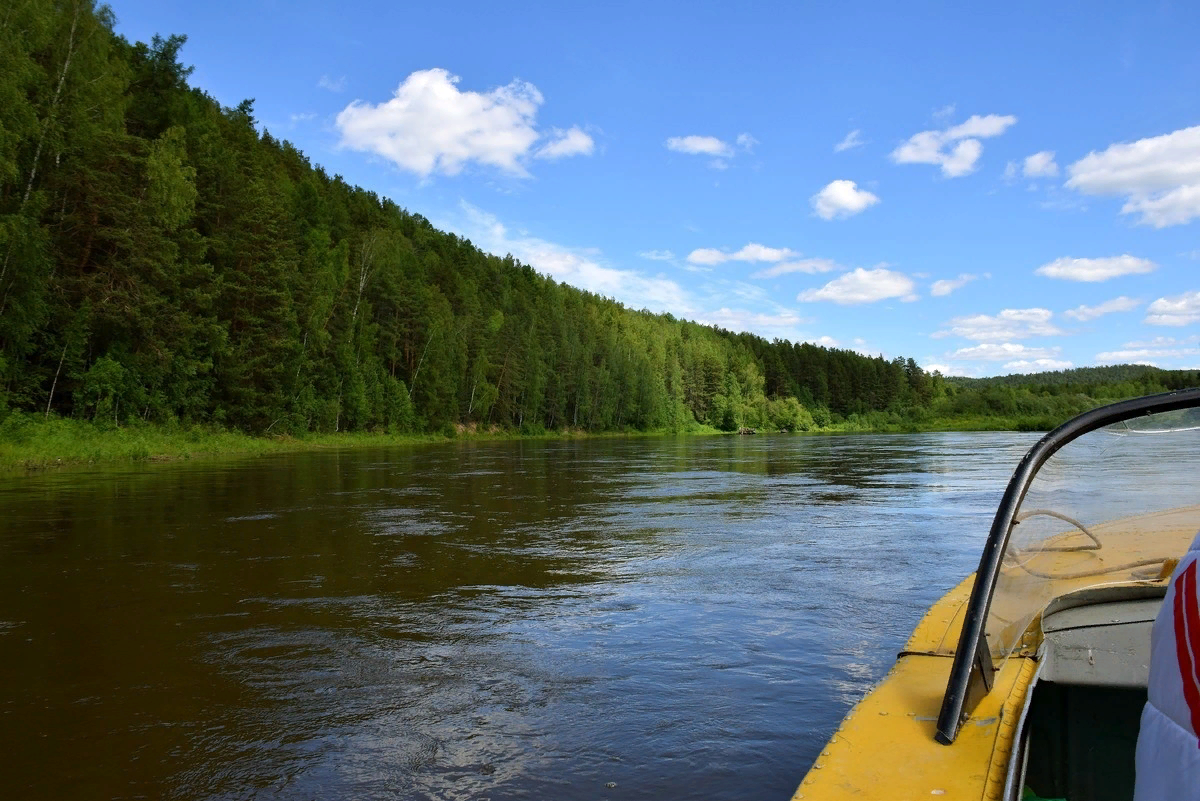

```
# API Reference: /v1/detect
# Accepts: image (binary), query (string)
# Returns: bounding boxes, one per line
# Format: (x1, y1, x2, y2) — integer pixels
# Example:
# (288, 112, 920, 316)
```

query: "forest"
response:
(3, 0, 1198, 452)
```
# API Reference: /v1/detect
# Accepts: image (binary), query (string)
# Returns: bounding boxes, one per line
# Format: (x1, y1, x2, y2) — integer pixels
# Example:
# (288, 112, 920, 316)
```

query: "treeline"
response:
(950, 365, 1200, 395)
(0, 0, 926, 436)
(1, 1, 1195, 440)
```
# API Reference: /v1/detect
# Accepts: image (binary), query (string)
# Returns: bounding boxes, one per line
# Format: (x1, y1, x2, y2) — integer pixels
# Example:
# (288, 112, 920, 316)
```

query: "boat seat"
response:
(1039, 584, 1166, 688)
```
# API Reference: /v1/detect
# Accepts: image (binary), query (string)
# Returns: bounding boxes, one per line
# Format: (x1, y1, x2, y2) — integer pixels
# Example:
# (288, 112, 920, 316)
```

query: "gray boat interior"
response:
(1011, 584, 1167, 801)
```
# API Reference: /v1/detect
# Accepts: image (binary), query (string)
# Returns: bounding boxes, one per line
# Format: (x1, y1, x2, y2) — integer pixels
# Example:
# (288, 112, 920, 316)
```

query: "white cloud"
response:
(891, 113, 1017, 177)
(534, 126, 594, 160)
(1066, 125, 1200, 227)
(947, 343, 1063, 362)
(1122, 335, 1200, 348)
(752, 258, 840, 278)
(697, 308, 812, 333)
(686, 248, 728, 266)
(730, 243, 794, 262)
(933, 308, 1062, 340)
(932, 104, 956, 122)
(639, 250, 675, 261)
(666, 135, 733, 158)
(834, 129, 865, 153)
(1145, 291, 1200, 326)
(1003, 358, 1074, 372)
(930, 273, 978, 297)
(736, 133, 759, 152)
(811, 180, 880, 220)
(1063, 296, 1141, 321)
(686, 243, 797, 265)
(335, 69, 590, 177)
(318, 75, 346, 92)
(444, 204, 820, 344)
(798, 268, 918, 305)
(1003, 161, 1019, 182)
(1034, 255, 1156, 282)
(1096, 346, 1200, 363)
(1023, 151, 1059, 178)
(449, 202, 692, 314)
(1120, 186, 1200, 227)
(924, 362, 982, 377)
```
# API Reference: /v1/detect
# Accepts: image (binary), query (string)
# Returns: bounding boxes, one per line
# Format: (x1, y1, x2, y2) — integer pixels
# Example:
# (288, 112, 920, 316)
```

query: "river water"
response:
(0, 432, 1037, 800)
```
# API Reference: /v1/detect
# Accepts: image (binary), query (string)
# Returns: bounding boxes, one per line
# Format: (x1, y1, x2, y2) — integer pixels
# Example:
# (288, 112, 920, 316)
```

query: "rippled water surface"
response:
(0, 433, 1037, 800)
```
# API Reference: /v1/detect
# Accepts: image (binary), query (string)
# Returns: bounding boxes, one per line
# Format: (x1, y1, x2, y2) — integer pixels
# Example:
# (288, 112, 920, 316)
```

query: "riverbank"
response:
(0, 411, 1064, 476)
(0, 414, 735, 475)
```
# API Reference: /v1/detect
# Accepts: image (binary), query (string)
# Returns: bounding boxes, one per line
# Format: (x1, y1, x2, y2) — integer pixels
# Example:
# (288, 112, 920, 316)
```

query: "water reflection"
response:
(0, 432, 1035, 800)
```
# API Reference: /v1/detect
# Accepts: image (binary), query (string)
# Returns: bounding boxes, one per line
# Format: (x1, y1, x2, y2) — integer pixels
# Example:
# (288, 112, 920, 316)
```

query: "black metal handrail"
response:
(935, 387, 1200, 745)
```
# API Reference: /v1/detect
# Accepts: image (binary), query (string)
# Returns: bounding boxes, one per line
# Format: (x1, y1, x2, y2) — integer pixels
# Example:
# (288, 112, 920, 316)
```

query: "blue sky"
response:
(113, 1, 1200, 376)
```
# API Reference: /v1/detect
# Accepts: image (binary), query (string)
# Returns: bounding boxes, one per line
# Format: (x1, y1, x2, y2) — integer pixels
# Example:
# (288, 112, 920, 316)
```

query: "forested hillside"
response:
(2, 1, 1196, 441)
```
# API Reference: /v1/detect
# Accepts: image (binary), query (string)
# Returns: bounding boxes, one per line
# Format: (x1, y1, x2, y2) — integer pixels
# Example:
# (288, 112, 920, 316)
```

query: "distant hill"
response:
(948, 365, 1200, 392)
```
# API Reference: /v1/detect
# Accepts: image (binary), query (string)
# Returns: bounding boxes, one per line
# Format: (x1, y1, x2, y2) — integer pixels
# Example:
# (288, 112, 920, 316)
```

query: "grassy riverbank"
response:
(0, 413, 735, 475)
(0, 411, 1063, 476)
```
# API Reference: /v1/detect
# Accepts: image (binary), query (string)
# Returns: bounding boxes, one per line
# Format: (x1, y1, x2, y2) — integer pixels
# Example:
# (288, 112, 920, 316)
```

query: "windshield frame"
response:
(934, 387, 1200, 745)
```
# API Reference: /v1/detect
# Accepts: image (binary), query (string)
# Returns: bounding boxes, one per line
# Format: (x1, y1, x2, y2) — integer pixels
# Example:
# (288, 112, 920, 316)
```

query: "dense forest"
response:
(2, 1, 1197, 442)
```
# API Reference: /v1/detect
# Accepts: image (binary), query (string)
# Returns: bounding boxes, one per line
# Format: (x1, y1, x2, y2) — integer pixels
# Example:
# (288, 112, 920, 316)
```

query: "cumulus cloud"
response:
(933, 308, 1062, 340)
(1063, 296, 1141, 321)
(1145, 291, 1200, 326)
(947, 343, 1063, 362)
(1023, 151, 1059, 178)
(811, 180, 880, 220)
(335, 68, 590, 177)
(1003, 358, 1074, 372)
(666, 135, 733, 158)
(834, 129, 865, 153)
(667, 133, 756, 168)
(1034, 255, 1156, 282)
(534, 126, 594, 160)
(686, 243, 797, 266)
(930, 273, 977, 297)
(891, 113, 1017, 177)
(752, 258, 841, 278)
(798, 268, 918, 305)
(1066, 125, 1200, 227)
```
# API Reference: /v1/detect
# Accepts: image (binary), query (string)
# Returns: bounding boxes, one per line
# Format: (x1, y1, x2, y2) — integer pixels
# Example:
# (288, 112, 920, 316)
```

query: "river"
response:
(0, 432, 1037, 800)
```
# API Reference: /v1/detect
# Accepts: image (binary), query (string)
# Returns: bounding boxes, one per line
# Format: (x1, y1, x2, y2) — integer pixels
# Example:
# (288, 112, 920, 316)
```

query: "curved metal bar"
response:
(934, 387, 1200, 745)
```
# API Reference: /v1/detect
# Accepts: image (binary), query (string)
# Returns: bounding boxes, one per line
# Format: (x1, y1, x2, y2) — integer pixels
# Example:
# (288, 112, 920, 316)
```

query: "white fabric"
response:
(1133, 530, 1200, 801)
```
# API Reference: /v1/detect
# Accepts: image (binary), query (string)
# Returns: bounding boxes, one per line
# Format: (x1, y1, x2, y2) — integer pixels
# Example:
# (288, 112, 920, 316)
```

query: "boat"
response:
(791, 388, 1200, 801)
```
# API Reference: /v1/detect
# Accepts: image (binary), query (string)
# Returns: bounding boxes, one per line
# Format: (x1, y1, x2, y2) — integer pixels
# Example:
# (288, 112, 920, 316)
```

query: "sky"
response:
(111, 1, 1200, 377)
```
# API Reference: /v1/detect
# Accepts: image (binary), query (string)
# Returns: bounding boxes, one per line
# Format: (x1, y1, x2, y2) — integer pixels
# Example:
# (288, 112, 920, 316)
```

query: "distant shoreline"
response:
(0, 414, 1056, 476)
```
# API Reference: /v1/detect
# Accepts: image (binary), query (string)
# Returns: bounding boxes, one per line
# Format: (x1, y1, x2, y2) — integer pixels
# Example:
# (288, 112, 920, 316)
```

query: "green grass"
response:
(0, 413, 726, 475)
(0, 411, 1055, 477)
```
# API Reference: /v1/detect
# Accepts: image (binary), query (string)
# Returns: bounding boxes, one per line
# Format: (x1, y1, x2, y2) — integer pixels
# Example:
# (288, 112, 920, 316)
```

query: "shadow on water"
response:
(0, 432, 1036, 800)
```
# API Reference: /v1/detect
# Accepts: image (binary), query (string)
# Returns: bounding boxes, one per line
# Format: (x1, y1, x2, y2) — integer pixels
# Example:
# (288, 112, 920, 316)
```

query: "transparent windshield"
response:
(985, 407, 1200, 658)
